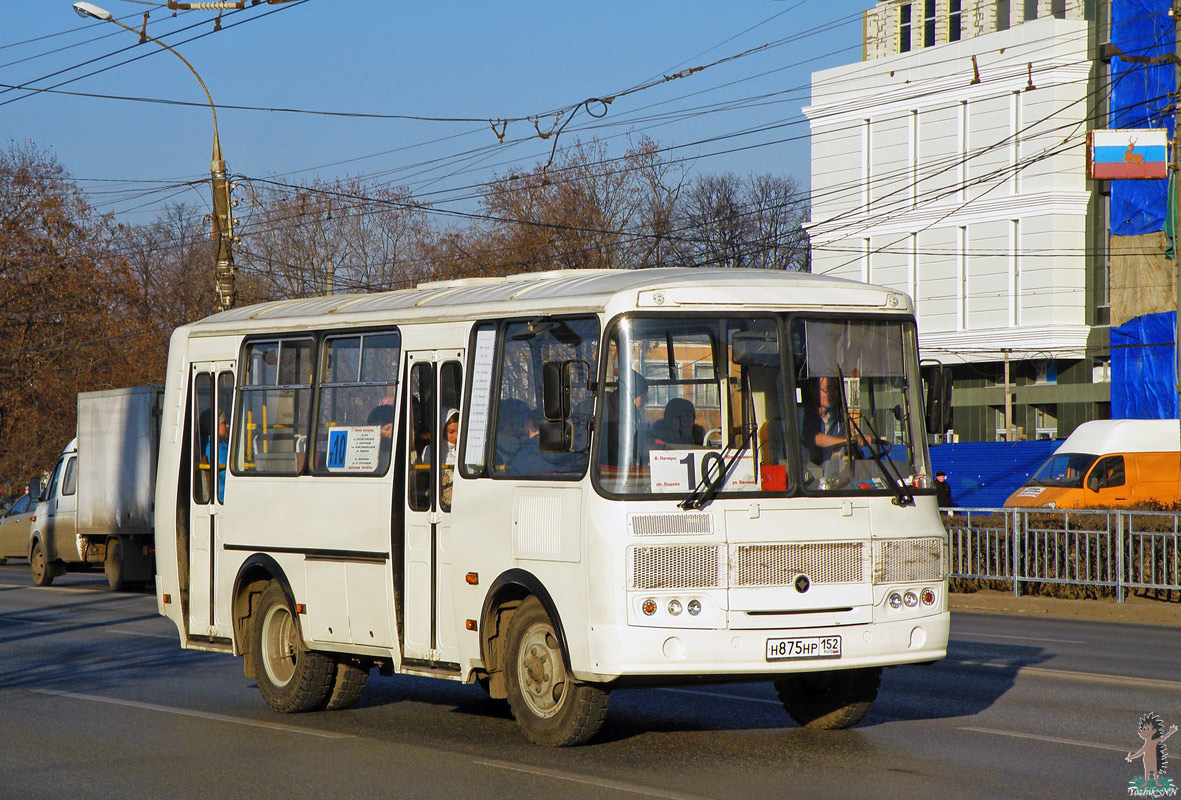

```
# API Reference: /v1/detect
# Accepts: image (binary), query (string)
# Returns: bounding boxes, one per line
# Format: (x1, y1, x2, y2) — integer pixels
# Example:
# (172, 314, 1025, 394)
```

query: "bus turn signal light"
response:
(465, 619, 477, 631)
(465, 572, 479, 585)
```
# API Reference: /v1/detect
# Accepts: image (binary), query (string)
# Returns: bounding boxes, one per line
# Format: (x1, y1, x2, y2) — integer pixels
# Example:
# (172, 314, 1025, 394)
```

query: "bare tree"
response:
(681, 173, 807, 270)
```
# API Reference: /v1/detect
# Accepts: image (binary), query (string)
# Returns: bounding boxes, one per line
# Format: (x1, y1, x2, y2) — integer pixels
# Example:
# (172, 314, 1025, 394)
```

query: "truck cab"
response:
(29, 439, 79, 585)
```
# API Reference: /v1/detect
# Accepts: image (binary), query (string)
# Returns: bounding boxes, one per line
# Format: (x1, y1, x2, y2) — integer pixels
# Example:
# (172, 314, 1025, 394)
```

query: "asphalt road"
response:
(1, 564, 1177, 800)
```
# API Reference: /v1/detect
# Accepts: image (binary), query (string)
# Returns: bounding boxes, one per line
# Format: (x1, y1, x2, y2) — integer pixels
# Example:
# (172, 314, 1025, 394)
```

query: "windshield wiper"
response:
(835, 368, 914, 507)
(680, 373, 759, 511)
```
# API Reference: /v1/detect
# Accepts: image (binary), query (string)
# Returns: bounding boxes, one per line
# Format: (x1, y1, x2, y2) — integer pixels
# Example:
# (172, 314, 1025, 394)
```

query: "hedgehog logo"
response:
(1127, 712, 1178, 795)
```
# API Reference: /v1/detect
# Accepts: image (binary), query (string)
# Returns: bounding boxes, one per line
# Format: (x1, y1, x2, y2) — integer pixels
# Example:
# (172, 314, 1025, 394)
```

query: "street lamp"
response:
(73, 1, 237, 312)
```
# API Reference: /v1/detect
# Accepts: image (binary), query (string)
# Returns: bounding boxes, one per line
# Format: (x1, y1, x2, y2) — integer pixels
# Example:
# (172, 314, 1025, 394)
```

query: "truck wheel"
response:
(248, 581, 334, 713)
(30, 541, 54, 587)
(105, 538, 124, 591)
(503, 596, 608, 746)
(324, 659, 370, 711)
(774, 667, 881, 730)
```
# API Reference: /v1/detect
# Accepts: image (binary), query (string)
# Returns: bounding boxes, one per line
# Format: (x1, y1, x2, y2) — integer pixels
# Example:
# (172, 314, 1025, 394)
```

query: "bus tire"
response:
(504, 596, 608, 746)
(105, 538, 124, 591)
(324, 659, 369, 711)
(249, 581, 334, 713)
(30, 541, 54, 587)
(774, 667, 881, 730)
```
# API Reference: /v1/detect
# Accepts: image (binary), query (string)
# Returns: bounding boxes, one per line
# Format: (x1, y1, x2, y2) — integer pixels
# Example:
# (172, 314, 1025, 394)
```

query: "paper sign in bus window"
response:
(326, 426, 381, 472)
(650, 449, 757, 493)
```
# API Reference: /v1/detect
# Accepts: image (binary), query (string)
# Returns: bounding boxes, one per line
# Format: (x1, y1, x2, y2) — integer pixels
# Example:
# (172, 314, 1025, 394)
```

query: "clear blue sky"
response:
(4, 1, 870, 226)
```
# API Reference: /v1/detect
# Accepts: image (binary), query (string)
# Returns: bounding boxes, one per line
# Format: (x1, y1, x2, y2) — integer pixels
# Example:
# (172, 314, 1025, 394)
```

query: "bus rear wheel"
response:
(324, 659, 370, 711)
(248, 581, 334, 713)
(504, 596, 608, 746)
(774, 667, 881, 729)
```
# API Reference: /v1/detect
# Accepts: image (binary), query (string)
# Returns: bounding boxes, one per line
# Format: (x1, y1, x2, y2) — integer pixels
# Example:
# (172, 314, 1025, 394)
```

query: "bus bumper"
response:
(576, 611, 949, 682)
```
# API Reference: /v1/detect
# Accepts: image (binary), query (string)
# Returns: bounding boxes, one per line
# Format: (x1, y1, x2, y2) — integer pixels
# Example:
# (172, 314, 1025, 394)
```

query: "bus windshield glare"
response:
(594, 314, 929, 499)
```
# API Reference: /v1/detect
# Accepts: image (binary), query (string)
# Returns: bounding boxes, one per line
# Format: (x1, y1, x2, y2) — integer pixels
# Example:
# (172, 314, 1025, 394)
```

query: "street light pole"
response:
(72, 2, 236, 312)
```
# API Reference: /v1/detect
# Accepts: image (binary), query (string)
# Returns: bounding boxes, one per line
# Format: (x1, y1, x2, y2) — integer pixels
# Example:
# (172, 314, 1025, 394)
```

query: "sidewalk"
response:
(951, 589, 1181, 627)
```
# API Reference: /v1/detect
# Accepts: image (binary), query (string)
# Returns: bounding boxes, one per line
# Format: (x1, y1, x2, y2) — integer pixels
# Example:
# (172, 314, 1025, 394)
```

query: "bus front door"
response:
(402, 351, 463, 666)
(188, 363, 234, 638)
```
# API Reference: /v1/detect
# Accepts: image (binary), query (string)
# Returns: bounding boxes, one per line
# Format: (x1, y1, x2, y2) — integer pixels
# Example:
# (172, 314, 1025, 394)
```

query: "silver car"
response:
(0, 492, 37, 564)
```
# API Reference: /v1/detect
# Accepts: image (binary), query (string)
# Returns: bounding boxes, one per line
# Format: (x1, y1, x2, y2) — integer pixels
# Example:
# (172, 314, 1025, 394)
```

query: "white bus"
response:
(154, 267, 950, 746)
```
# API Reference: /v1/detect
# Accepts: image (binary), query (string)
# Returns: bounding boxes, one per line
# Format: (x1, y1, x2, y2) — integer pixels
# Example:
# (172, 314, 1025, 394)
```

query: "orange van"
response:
(1004, 420, 1181, 509)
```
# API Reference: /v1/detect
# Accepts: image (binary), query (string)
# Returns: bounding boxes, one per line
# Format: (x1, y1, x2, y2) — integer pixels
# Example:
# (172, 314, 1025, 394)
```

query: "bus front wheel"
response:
(504, 596, 608, 746)
(248, 581, 334, 713)
(774, 667, 881, 729)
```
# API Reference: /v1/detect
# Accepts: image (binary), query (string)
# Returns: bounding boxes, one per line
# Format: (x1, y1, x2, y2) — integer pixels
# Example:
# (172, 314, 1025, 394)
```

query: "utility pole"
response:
(211, 147, 236, 311)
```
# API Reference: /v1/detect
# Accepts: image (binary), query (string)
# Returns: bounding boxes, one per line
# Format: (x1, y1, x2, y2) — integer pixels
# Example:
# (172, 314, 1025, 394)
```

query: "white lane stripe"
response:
(31, 689, 351, 739)
(107, 628, 177, 640)
(946, 659, 1181, 691)
(955, 632, 1086, 644)
(660, 687, 781, 705)
(473, 758, 716, 800)
(960, 726, 1127, 753)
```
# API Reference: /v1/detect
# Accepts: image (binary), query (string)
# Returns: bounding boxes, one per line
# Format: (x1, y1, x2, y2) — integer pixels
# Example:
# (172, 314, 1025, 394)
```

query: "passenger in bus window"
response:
(494, 399, 530, 470)
(205, 411, 230, 502)
(603, 371, 648, 466)
(650, 397, 703, 448)
(509, 413, 580, 475)
(367, 405, 394, 470)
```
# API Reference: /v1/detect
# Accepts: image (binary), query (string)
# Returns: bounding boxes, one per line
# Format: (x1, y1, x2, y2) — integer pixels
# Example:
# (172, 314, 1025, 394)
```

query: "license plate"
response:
(765, 636, 842, 661)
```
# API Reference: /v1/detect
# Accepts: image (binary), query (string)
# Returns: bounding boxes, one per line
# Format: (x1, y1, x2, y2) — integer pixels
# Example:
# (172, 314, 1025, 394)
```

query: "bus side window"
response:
(439, 360, 462, 511)
(408, 362, 435, 511)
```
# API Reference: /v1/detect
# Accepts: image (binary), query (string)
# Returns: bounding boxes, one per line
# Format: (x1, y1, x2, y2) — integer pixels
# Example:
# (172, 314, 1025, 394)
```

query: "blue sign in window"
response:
(327, 429, 349, 469)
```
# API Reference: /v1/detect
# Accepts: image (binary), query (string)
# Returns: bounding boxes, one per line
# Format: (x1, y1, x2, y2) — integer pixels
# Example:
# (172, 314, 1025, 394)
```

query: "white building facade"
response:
(806, 0, 1109, 441)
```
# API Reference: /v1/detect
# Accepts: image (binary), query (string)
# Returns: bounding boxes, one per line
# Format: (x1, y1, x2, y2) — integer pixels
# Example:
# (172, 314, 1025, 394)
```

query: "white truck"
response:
(29, 386, 163, 590)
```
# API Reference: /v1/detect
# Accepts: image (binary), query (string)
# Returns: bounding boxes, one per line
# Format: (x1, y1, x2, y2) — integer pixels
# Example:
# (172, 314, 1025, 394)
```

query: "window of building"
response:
(899, 3, 912, 53)
(1051, 0, 1066, 17)
(996, 0, 1010, 31)
(949, 0, 962, 41)
(1024, 0, 1038, 22)
(923, 0, 936, 47)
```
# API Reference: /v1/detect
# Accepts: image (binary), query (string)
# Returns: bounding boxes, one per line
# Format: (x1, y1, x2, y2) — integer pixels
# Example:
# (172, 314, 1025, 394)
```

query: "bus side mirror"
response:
(924, 366, 953, 435)
(542, 361, 569, 422)
(541, 360, 591, 452)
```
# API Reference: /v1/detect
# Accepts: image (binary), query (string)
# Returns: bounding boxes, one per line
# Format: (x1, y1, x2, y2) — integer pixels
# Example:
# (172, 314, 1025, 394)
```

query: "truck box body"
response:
(76, 386, 164, 537)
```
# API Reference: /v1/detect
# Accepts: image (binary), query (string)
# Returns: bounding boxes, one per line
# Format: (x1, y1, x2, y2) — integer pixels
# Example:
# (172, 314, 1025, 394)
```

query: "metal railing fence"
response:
(945, 508, 1181, 602)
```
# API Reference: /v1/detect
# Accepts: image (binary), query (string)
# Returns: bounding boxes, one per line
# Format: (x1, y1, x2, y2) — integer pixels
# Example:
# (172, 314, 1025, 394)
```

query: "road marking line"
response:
(960, 726, 1127, 753)
(945, 659, 1181, 691)
(107, 628, 177, 640)
(955, 632, 1086, 644)
(31, 689, 351, 739)
(474, 758, 715, 800)
(660, 687, 781, 705)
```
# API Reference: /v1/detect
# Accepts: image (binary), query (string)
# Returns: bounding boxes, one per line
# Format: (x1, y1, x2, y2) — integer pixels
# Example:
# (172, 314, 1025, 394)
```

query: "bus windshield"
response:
(593, 314, 928, 499)
(1027, 452, 1097, 488)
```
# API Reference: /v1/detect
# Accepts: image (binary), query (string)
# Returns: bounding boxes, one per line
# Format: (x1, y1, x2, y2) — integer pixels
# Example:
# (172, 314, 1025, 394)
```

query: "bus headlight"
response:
(888, 592, 903, 609)
(687, 599, 702, 616)
(903, 591, 919, 608)
(667, 599, 683, 616)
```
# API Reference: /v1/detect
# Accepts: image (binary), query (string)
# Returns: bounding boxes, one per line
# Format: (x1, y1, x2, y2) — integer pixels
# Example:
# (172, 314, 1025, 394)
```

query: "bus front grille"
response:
(733, 542, 866, 587)
(872, 537, 945, 584)
(630, 545, 723, 589)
